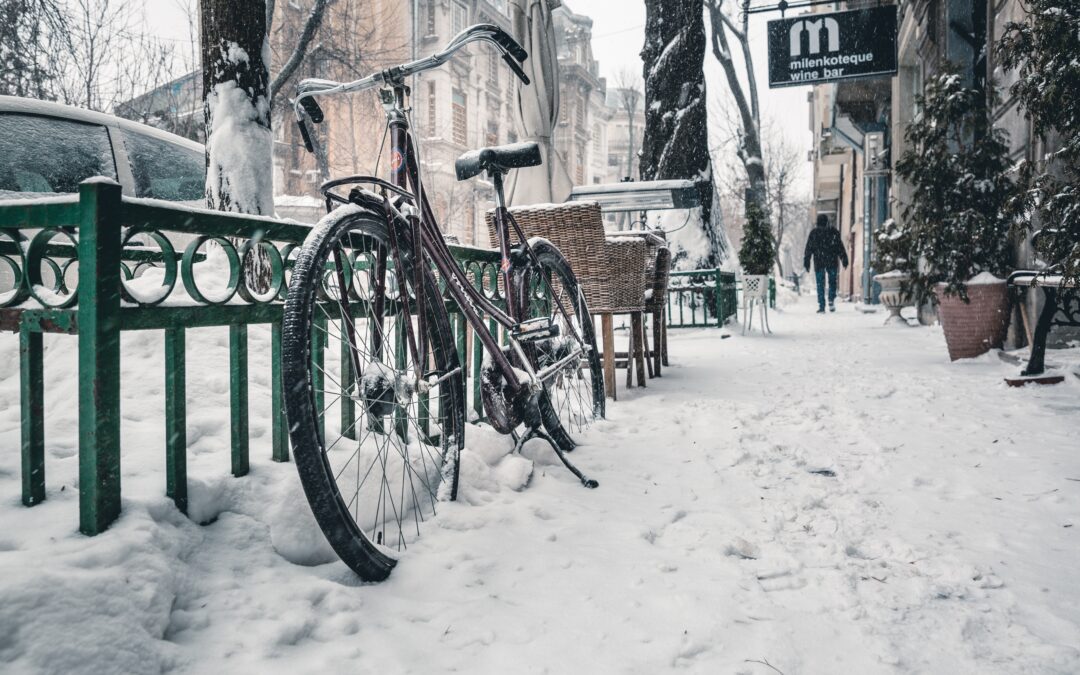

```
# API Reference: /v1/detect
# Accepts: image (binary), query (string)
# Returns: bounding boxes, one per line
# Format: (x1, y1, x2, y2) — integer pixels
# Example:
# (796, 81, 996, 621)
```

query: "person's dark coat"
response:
(803, 222, 849, 271)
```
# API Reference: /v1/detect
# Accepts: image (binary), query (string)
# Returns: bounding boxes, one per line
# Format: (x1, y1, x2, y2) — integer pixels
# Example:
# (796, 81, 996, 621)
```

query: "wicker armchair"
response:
(485, 202, 648, 399)
(607, 230, 672, 383)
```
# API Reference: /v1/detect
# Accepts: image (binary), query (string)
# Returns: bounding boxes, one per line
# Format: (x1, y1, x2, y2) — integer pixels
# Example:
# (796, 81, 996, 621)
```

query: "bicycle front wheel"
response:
(283, 207, 465, 581)
(515, 238, 606, 451)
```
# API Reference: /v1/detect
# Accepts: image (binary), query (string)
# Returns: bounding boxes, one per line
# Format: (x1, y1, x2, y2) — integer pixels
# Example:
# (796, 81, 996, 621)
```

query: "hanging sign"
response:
(767, 6, 898, 88)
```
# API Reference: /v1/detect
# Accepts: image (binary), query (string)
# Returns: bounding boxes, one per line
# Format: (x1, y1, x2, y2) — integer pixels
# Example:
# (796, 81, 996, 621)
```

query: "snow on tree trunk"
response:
(640, 0, 718, 271)
(200, 0, 273, 216)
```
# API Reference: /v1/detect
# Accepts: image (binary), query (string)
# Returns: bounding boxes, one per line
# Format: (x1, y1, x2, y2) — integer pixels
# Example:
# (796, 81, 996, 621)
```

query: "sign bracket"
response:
(742, 0, 845, 19)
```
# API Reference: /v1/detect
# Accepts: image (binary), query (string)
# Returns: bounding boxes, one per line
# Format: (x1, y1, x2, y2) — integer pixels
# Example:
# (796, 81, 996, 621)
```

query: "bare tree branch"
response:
(269, 0, 331, 101)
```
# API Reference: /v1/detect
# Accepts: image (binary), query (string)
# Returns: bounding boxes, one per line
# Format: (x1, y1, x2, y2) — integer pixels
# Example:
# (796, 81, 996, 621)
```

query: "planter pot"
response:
(873, 271, 912, 326)
(935, 280, 1009, 361)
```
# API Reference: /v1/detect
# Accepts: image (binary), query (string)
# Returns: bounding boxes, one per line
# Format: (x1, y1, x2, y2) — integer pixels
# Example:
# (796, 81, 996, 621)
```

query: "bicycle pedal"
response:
(511, 318, 560, 343)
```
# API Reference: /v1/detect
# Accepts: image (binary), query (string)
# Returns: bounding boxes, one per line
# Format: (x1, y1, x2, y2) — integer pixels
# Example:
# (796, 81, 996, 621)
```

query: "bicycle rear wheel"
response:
(514, 238, 605, 451)
(283, 207, 464, 581)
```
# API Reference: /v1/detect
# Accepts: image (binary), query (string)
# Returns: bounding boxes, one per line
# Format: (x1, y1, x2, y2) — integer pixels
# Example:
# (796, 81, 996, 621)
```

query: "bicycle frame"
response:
(323, 84, 586, 400)
(296, 23, 588, 402)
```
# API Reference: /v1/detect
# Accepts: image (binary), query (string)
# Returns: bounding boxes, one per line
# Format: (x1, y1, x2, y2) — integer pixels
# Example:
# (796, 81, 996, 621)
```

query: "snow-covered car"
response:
(0, 95, 206, 203)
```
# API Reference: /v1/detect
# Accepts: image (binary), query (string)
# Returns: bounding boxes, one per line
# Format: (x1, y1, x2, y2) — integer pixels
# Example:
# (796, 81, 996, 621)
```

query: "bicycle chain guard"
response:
(479, 357, 538, 434)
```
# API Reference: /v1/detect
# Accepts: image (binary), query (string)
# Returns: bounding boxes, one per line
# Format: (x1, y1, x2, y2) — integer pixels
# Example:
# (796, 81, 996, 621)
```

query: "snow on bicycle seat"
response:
(455, 141, 542, 181)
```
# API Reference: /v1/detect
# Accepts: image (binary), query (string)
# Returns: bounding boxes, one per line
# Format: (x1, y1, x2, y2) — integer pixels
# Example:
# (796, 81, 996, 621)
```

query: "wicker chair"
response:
(644, 245, 672, 377)
(485, 202, 648, 399)
(607, 230, 672, 383)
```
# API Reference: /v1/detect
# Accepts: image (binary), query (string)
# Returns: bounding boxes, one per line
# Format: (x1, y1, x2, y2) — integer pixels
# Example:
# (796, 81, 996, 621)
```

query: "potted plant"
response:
(738, 198, 775, 289)
(872, 219, 914, 325)
(997, 1, 1080, 284)
(893, 71, 1018, 360)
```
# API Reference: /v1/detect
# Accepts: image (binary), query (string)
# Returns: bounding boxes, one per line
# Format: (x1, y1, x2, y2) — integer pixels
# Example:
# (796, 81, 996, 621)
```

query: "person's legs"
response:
(827, 267, 839, 310)
(815, 267, 826, 311)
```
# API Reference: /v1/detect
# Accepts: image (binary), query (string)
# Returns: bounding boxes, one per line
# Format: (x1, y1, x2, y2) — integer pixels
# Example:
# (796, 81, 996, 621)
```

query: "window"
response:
(559, 98, 568, 125)
(488, 52, 500, 88)
(452, 89, 467, 146)
(427, 81, 437, 136)
(911, 65, 924, 121)
(486, 120, 499, 147)
(0, 114, 116, 195)
(122, 130, 205, 201)
(452, 0, 467, 35)
(507, 129, 518, 144)
(426, 0, 436, 34)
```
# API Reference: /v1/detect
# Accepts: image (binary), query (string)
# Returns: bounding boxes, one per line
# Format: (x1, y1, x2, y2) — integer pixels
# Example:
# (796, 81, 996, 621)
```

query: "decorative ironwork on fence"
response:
(0, 179, 508, 536)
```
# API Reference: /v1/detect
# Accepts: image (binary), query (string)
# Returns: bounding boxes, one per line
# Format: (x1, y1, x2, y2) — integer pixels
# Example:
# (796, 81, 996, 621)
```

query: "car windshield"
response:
(0, 113, 117, 196)
(121, 129, 205, 201)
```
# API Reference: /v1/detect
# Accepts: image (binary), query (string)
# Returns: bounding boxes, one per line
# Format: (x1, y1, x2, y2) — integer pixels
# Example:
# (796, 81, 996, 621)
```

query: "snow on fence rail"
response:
(0, 179, 508, 536)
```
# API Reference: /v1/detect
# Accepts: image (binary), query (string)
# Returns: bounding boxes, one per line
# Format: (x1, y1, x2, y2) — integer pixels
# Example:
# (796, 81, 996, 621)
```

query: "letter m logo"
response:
(789, 17, 840, 57)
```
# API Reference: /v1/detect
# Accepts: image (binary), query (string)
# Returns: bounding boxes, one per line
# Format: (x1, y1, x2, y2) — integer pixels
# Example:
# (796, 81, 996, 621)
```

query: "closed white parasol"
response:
(506, 0, 574, 206)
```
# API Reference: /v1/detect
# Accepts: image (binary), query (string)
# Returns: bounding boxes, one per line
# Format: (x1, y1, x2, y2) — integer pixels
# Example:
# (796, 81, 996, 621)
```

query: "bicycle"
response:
(283, 24, 606, 581)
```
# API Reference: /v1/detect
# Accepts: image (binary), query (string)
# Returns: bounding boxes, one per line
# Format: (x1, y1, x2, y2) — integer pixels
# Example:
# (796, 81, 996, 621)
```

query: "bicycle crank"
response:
(479, 360, 535, 434)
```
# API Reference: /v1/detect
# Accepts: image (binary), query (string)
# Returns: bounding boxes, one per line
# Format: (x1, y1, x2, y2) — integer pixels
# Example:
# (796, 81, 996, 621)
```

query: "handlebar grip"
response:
(297, 117, 315, 153)
(502, 53, 531, 86)
(490, 27, 528, 63)
(299, 96, 325, 124)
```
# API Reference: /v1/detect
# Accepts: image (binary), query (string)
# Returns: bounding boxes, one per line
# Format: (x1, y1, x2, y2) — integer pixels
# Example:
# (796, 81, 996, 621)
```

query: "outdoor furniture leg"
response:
(661, 311, 669, 367)
(652, 309, 663, 376)
(625, 315, 634, 389)
(1023, 288, 1057, 376)
(632, 312, 647, 387)
(600, 313, 616, 400)
(642, 314, 655, 379)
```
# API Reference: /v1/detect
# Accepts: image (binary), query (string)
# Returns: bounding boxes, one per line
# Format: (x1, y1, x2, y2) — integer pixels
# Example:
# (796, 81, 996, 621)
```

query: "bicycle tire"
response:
(514, 238, 606, 451)
(283, 206, 465, 581)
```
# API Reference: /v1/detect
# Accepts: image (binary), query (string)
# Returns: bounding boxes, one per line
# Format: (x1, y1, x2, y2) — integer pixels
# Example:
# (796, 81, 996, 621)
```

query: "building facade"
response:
(806, 0, 893, 304)
(552, 4, 610, 189)
(122, 0, 619, 245)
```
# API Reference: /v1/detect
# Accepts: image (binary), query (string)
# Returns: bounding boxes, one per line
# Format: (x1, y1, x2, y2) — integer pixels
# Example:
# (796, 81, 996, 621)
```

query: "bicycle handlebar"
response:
(293, 24, 529, 151)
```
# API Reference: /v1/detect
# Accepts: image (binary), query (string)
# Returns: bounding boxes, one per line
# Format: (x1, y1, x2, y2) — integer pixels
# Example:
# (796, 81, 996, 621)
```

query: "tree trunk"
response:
(640, 0, 718, 270)
(201, 0, 273, 216)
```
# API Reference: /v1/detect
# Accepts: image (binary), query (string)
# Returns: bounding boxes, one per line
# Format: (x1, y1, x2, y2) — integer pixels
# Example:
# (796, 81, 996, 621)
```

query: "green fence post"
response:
(230, 324, 249, 477)
(271, 322, 289, 461)
(20, 324, 44, 506)
(77, 178, 123, 536)
(165, 327, 187, 514)
(770, 277, 776, 308)
(713, 269, 722, 327)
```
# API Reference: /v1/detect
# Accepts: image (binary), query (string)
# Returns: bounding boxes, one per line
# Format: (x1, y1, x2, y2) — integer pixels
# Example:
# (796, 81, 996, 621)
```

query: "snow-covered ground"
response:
(1, 293, 1078, 674)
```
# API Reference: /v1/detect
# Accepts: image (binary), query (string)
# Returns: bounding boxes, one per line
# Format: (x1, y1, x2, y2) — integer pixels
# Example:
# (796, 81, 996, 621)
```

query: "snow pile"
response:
(1, 295, 1078, 672)
(204, 42, 274, 217)
(968, 271, 1005, 285)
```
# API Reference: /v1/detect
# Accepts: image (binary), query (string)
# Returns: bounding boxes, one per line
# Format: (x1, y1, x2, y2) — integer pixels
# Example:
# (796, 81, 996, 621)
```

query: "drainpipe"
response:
(849, 148, 857, 299)
(863, 175, 872, 302)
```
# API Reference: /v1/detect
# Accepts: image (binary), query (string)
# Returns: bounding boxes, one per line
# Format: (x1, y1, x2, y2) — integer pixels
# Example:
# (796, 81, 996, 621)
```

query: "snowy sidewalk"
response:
(1, 295, 1078, 674)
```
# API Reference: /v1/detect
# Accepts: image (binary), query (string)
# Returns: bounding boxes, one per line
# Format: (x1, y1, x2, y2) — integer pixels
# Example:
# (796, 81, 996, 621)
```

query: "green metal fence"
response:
(0, 179, 506, 536)
(665, 268, 738, 328)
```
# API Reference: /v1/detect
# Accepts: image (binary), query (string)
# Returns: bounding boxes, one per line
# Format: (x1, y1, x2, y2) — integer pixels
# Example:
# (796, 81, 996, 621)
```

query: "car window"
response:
(0, 113, 117, 194)
(121, 130, 205, 201)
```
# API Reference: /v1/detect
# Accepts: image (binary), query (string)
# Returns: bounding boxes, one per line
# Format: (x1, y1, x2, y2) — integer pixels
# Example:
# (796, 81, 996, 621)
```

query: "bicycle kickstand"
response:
(512, 426, 599, 489)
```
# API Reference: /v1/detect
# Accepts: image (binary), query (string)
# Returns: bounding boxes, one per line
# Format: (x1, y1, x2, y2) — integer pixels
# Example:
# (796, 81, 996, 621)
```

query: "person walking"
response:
(803, 214, 849, 313)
